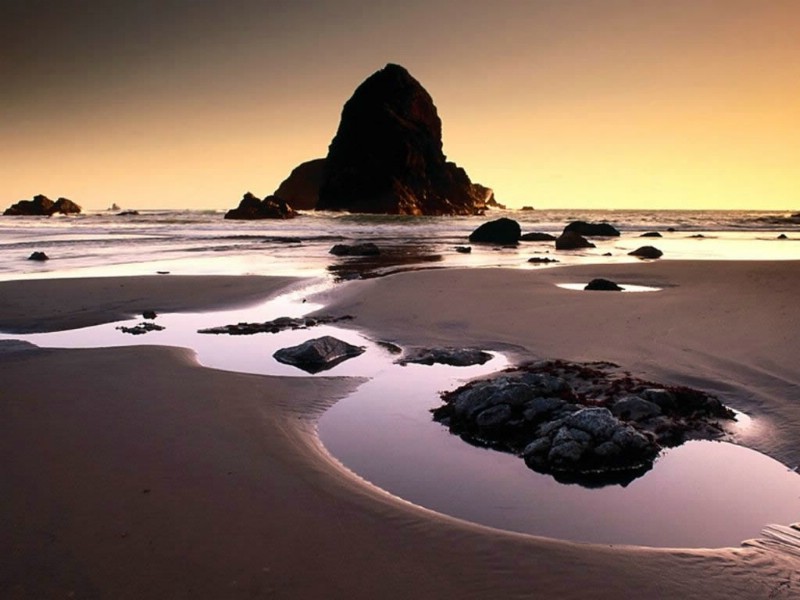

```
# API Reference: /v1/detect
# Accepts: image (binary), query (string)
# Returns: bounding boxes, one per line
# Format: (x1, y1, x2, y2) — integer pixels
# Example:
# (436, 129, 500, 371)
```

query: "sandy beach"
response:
(2, 264, 799, 599)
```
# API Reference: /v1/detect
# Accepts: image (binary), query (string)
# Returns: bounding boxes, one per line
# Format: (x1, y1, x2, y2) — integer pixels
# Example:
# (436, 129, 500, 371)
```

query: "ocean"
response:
(1, 208, 798, 281)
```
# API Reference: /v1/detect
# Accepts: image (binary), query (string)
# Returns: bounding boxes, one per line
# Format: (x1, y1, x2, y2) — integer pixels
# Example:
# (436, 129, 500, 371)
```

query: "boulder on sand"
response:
(555, 231, 595, 250)
(629, 246, 663, 259)
(469, 218, 521, 245)
(273, 335, 365, 373)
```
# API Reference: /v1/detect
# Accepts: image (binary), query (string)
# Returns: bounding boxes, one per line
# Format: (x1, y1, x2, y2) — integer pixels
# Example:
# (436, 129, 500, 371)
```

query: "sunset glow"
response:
(2, 1, 798, 211)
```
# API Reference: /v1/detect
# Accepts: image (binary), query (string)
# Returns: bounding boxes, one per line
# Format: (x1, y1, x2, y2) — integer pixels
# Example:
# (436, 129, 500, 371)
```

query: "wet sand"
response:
(2, 266, 799, 598)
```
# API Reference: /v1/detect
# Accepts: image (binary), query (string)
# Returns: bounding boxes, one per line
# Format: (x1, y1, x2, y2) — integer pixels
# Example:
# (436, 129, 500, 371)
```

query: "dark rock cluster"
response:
(4, 194, 82, 216)
(198, 315, 353, 335)
(224, 192, 296, 220)
(433, 360, 735, 487)
(116, 322, 165, 335)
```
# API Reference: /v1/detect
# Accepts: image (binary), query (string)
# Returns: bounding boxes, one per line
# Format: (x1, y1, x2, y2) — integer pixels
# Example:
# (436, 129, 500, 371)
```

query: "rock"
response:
(273, 335, 365, 373)
(329, 242, 380, 256)
(555, 231, 595, 250)
(468, 218, 521, 244)
(434, 359, 734, 487)
(199, 314, 353, 335)
(584, 278, 623, 291)
(640, 231, 662, 238)
(523, 397, 567, 421)
(611, 396, 662, 422)
(628, 246, 663, 259)
(520, 206, 535, 211)
(520, 232, 556, 241)
(52, 198, 81, 215)
(564, 221, 620, 237)
(564, 408, 619, 441)
(4, 194, 82, 216)
(316, 64, 490, 215)
(398, 347, 492, 367)
(117, 210, 139, 216)
(476, 404, 513, 429)
(224, 192, 296, 220)
(778, 234, 788, 240)
(142, 310, 157, 320)
(273, 158, 326, 210)
(527, 257, 559, 264)
(117, 322, 165, 335)
(454, 245, 472, 254)
(28, 251, 49, 261)
(639, 388, 677, 412)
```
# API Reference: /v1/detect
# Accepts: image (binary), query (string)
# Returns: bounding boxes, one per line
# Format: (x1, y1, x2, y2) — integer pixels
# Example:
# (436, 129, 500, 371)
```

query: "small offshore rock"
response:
(454, 245, 472, 254)
(584, 278, 623, 291)
(142, 310, 157, 320)
(628, 246, 663, 259)
(640, 231, 662, 238)
(28, 251, 49, 261)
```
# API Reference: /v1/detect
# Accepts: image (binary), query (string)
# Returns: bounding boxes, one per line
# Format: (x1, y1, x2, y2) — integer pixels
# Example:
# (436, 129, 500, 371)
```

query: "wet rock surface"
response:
(468, 218, 521, 245)
(585, 278, 623, 291)
(117, 322, 165, 335)
(398, 347, 493, 367)
(629, 246, 663, 259)
(433, 359, 735, 487)
(555, 231, 595, 250)
(198, 315, 353, 335)
(564, 221, 621, 237)
(520, 232, 556, 242)
(329, 242, 381, 256)
(273, 335, 365, 373)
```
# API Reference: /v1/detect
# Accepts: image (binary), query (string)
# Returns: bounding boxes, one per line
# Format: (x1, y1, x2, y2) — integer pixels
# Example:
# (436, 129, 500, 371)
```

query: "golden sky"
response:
(1, 0, 798, 211)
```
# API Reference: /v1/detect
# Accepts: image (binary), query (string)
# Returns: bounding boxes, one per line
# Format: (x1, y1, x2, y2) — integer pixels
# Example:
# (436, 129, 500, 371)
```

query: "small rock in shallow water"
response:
(28, 251, 49, 261)
(584, 278, 623, 291)
(273, 335, 365, 373)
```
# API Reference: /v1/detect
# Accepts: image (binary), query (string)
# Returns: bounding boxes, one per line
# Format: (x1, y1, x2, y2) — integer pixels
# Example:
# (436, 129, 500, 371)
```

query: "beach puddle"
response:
(2, 283, 798, 548)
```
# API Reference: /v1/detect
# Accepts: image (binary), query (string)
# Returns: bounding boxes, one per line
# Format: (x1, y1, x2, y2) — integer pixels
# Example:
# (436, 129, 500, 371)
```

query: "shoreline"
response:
(2, 265, 799, 598)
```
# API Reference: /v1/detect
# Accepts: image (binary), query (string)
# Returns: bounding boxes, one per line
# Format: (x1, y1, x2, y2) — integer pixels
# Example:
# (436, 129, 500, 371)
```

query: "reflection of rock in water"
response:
(433, 359, 735, 488)
(327, 244, 442, 281)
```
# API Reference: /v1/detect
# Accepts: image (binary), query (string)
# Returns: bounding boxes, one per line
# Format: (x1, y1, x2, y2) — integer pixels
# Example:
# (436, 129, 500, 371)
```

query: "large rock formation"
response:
(279, 64, 493, 215)
(4, 194, 82, 216)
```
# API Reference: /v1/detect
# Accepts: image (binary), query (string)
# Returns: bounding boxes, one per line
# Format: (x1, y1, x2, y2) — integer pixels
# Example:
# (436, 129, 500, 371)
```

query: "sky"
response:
(2, 0, 798, 211)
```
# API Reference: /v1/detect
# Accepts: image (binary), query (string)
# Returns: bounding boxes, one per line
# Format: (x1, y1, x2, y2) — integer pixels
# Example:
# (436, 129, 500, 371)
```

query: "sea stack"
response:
(278, 64, 494, 215)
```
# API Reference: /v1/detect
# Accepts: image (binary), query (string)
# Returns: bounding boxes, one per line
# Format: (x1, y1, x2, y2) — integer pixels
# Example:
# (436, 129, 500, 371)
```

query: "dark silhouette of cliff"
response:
(275, 64, 494, 215)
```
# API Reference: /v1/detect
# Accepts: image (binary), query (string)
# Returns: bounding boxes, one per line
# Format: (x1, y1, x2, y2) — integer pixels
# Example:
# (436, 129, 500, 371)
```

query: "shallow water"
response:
(3, 286, 799, 548)
(2, 209, 799, 282)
